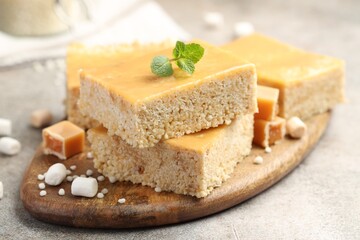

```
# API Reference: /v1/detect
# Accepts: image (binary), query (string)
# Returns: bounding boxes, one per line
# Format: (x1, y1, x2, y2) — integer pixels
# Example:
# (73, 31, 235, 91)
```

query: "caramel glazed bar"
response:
(79, 41, 257, 148)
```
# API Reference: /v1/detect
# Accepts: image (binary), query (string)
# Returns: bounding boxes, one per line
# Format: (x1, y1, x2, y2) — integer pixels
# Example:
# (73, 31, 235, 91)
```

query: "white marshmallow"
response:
(71, 177, 98, 198)
(155, 187, 162, 193)
(39, 190, 47, 197)
(44, 163, 67, 186)
(0, 137, 21, 155)
(66, 176, 73, 182)
(253, 156, 264, 165)
(118, 198, 126, 204)
(97, 192, 104, 199)
(286, 117, 307, 139)
(0, 118, 11, 136)
(58, 188, 65, 196)
(233, 22, 254, 38)
(0, 181, 3, 199)
(265, 147, 272, 153)
(204, 12, 224, 28)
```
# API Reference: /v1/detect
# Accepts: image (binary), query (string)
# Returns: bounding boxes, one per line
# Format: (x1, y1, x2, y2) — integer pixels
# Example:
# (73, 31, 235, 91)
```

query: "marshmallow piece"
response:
(0, 137, 21, 155)
(0, 181, 3, 199)
(233, 22, 254, 38)
(40, 190, 47, 197)
(66, 176, 73, 182)
(37, 174, 45, 181)
(38, 183, 46, 190)
(265, 147, 272, 153)
(118, 198, 126, 204)
(101, 188, 108, 194)
(86, 169, 93, 176)
(286, 117, 307, 139)
(71, 177, 98, 198)
(0, 118, 11, 136)
(30, 109, 53, 128)
(97, 175, 105, 182)
(58, 188, 65, 196)
(253, 156, 264, 165)
(204, 12, 224, 28)
(44, 163, 67, 186)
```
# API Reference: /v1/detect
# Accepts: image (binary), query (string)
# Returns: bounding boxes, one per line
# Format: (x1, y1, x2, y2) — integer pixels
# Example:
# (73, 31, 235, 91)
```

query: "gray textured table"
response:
(1, 0, 359, 239)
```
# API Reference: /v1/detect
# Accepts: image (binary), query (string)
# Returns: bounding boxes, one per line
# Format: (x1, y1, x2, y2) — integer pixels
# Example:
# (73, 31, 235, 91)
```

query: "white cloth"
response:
(0, 0, 190, 68)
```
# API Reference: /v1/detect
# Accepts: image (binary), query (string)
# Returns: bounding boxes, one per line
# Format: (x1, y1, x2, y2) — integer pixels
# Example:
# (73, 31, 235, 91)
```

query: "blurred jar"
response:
(0, 0, 87, 36)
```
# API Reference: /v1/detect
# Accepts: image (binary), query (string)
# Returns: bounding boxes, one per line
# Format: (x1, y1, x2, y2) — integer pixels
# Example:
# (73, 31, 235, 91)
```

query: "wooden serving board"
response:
(20, 112, 330, 228)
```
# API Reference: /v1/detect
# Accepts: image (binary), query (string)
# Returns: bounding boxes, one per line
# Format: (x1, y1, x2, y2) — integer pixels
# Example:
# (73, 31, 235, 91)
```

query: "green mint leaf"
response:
(176, 58, 195, 75)
(182, 43, 205, 64)
(151, 56, 173, 77)
(173, 41, 186, 58)
(150, 41, 204, 77)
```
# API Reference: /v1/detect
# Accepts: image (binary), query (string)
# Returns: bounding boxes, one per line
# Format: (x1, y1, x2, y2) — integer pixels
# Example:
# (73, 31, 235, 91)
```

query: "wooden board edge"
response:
(19, 112, 331, 228)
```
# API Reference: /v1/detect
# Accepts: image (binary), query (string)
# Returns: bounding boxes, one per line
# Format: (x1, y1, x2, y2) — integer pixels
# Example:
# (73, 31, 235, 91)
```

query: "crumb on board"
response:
(58, 188, 65, 196)
(265, 147, 272, 153)
(86, 169, 93, 176)
(37, 174, 45, 181)
(38, 183, 45, 190)
(253, 156, 264, 165)
(101, 188, 108, 194)
(97, 175, 105, 182)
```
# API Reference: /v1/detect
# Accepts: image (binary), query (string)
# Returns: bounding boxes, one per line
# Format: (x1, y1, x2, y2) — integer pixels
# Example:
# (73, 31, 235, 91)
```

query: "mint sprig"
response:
(151, 41, 204, 77)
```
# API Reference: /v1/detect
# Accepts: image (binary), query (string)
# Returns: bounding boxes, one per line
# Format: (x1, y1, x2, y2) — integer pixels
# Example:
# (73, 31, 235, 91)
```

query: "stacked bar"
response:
(79, 41, 257, 148)
(88, 115, 254, 198)
(223, 33, 345, 120)
(66, 42, 172, 129)
(79, 41, 258, 197)
(66, 33, 345, 197)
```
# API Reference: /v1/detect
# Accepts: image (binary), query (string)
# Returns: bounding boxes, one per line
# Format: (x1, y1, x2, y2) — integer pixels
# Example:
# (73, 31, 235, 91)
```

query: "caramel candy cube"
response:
(42, 121, 85, 160)
(255, 85, 279, 121)
(253, 117, 286, 147)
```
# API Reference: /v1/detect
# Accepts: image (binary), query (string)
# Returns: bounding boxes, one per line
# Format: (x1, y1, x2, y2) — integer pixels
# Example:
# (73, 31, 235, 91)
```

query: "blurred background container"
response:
(0, 0, 87, 36)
